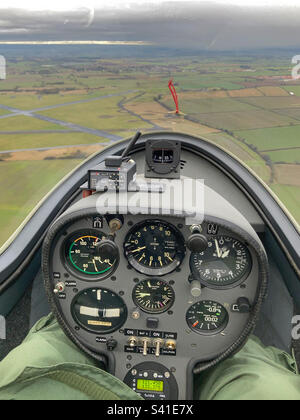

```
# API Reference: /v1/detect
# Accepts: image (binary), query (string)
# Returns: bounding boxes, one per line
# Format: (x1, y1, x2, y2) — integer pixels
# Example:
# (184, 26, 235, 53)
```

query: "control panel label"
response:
(124, 329, 177, 340)
(124, 346, 177, 356)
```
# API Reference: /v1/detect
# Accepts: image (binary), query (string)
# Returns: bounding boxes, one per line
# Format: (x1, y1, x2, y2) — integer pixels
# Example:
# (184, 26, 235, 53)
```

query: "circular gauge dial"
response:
(133, 278, 175, 314)
(124, 220, 185, 276)
(190, 236, 251, 288)
(72, 288, 127, 334)
(65, 230, 118, 278)
(186, 301, 228, 335)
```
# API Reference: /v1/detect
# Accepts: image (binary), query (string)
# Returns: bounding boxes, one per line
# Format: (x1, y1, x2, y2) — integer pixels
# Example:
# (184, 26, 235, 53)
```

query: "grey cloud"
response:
(0, 2, 300, 50)
(0, 8, 92, 34)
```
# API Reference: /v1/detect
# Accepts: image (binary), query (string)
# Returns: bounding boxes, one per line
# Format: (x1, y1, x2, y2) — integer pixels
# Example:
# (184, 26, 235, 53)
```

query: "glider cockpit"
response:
(0, 131, 299, 400)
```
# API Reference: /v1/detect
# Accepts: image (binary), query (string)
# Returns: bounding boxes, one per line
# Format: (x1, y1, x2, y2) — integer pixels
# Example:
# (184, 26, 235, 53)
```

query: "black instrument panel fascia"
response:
(43, 211, 266, 400)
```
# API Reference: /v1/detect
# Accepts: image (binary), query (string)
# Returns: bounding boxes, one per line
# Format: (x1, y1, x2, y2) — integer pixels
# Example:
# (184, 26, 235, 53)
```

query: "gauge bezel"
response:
(124, 219, 186, 276)
(190, 235, 252, 290)
(71, 287, 128, 334)
(62, 229, 119, 281)
(132, 278, 175, 314)
(186, 300, 229, 336)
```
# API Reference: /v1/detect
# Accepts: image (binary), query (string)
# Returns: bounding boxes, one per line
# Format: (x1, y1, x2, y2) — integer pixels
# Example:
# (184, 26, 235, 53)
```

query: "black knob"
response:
(106, 338, 118, 351)
(237, 297, 251, 313)
(97, 239, 119, 259)
(186, 234, 208, 253)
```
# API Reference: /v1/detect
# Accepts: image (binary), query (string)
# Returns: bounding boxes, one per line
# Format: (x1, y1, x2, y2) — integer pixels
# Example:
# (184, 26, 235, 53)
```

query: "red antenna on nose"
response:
(168, 78, 180, 114)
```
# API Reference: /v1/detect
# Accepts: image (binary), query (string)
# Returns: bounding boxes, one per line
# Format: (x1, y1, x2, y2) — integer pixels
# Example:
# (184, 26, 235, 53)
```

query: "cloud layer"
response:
(0, 2, 300, 50)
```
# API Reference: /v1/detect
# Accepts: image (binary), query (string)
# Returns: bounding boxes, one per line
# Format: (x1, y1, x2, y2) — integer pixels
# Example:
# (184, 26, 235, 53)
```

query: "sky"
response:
(0, 0, 300, 50)
(2, 1, 300, 8)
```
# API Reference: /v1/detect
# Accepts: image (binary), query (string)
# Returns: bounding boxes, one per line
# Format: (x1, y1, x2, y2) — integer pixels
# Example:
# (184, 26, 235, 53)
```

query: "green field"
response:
(0, 115, 68, 131)
(189, 110, 298, 131)
(237, 96, 300, 110)
(0, 132, 107, 152)
(265, 149, 300, 164)
(0, 92, 104, 110)
(39, 96, 153, 132)
(283, 86, 300, 96)
(274, 107, 300, 121)
(170, 74, 243, 90)
(271, 184, 300, 223)
(236, 125, 300, 151)
(204, 132, 271, 182)
(0, 109, 12, 116)
(166, 97, 257, 114)
(0, 159, 82, 246)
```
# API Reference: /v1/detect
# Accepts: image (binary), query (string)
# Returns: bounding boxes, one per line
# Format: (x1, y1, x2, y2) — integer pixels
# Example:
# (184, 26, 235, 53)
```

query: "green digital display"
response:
(136, 379, 164, 392)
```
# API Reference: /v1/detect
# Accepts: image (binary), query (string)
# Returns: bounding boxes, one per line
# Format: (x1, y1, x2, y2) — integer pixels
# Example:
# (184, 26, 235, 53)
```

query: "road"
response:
(0, 130, 80, 134)
(118, 93, 162, 130)
(0, 142, 110, 155)
(0, 90, 140, 142)
(30, 113, 122, 140)
(0, 90, 139, 117)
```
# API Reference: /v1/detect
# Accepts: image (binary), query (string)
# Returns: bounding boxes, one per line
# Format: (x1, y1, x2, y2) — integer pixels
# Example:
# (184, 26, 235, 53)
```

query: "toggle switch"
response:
(165, 339, 176, 351)
(153, 338, 164, 357)
(106, 338, 118, 351)
(54, 282, 65, 294)
(128, 336, 138, 347)
(141, 337, 151, 356)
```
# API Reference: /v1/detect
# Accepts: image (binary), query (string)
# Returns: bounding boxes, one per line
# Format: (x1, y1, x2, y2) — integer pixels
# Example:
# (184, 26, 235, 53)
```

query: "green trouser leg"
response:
(195, 335, 300, 400)
(0, 313, 142, 400)
(0, 313, 299, 400)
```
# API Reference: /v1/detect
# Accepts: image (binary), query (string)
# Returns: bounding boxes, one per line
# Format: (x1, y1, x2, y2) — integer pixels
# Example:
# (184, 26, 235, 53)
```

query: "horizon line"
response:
(0, 40, 153, 46)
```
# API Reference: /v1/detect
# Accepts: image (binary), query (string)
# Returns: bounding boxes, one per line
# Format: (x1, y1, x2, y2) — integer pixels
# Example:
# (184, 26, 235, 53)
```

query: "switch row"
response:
(128, 336, 176, 357)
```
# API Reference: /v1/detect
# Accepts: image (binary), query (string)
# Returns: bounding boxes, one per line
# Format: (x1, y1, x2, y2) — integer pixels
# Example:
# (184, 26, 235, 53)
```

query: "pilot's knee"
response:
(214, 371, 300, 400)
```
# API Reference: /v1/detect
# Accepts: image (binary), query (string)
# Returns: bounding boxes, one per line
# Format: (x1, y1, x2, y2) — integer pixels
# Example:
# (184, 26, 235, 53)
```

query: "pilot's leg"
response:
(0, 313, 142, 400)
(195, 335, 300, 400)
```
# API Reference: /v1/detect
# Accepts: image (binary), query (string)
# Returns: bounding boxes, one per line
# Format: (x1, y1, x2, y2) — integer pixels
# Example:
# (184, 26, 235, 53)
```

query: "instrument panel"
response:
(124, 220, 185, 276)
(42, 136, 269, 400)
(43, 213, 263, 400)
